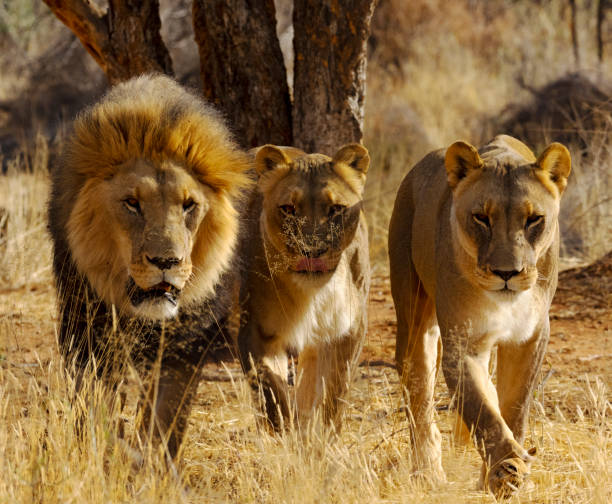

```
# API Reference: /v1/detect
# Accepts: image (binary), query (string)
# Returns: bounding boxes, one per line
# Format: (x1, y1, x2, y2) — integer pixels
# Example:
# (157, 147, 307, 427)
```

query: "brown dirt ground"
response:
(1, 253, 610, 421)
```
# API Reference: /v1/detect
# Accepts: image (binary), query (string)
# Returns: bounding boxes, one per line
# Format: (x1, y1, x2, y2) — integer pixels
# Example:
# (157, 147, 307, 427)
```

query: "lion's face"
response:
(445, 140, 571, 294)
(255, 144, 369, 283)
(110, 160, 208, 318)
(67, 159, 239, 320)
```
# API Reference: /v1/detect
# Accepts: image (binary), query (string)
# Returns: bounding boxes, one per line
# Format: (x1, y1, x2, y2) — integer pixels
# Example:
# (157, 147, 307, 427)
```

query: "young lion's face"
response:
(255, 144, 369, 282)
(67, 160, 216, 319)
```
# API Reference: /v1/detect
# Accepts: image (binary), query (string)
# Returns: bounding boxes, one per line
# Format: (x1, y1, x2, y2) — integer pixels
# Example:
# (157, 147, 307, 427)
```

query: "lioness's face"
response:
(256, 144, 369, 282)
(446, 141, 571, 294)
(106, 160, 209, 318)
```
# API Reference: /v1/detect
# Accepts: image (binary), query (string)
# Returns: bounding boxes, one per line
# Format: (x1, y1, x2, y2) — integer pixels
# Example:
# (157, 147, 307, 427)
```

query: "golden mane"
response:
(67, 74, 252, 199)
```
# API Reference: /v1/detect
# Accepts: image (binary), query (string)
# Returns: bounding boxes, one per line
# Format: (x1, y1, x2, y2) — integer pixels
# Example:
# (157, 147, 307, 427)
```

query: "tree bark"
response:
(292, 0, 376, 155)
(192, 0, 292, 148)
(42, 0, 172, 84)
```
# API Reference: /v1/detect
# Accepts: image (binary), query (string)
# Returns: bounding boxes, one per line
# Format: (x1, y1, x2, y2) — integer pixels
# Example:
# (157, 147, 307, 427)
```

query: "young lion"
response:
(388, 135, 570, 497)
(238, 144, 370, 431)
(48, 74, 252, 458)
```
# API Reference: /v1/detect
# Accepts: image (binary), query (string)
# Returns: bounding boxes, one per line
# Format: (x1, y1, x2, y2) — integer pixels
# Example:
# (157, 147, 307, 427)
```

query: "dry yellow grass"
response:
(1, 0, 611, 501)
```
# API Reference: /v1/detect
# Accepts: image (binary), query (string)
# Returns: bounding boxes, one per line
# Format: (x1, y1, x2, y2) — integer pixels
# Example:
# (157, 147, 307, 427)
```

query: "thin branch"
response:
(42, 0, 108, 69)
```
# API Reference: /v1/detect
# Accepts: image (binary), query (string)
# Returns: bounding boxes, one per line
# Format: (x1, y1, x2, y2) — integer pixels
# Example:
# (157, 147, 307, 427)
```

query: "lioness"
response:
(48, 74, 251, 457)
(238, 144, 370, 430)
(388, 135, 570, 497)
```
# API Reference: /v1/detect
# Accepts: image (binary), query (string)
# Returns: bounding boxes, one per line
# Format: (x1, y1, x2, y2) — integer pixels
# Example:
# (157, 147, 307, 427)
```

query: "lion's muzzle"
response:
(127, 256, 192, 318)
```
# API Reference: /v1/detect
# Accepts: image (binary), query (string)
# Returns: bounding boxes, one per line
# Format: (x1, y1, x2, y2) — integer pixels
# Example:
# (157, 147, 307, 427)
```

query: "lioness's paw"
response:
(487, 456, 531, 499)
(412, 458, 447, 485)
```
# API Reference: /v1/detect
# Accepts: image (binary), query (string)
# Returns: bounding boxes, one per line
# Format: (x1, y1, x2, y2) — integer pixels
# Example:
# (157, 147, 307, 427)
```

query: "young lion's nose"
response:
(302, 247, 328, 258)
(146, 255, 180, 270)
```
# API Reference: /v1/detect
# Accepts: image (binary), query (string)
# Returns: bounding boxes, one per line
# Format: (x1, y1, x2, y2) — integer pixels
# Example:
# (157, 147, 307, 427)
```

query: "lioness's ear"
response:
(445, 141, 483, 189)
(536, 142, 571, 195)
(255, 145, 292, 177)
(332, 143, 370, 176)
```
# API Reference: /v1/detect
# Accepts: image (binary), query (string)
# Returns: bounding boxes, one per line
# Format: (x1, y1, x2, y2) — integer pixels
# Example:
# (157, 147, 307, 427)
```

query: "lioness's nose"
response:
(146, 255, 180, 270)
(302, 247, 328, 258)
(492, 269, 521, 281)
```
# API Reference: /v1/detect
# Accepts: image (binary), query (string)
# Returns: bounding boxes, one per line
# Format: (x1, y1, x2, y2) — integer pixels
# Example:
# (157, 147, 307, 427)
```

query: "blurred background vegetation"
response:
(0, 0, 611, 266)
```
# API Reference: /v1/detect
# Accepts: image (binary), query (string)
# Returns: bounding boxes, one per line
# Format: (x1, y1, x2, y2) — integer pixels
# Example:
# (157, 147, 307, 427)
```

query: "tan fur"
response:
(388, 135, 570, 497)
(49, 74, 252, 458)
(238, 144, 371, 431)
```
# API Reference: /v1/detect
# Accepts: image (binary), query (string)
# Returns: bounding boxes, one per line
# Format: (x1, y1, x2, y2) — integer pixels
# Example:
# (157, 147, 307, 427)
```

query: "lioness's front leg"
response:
(441, 329, 534, 498)
(238, 324, 291, 431)
(314, 330, 364, 429)
(478, 324, 548, 497)
(497, 322, 549, 442)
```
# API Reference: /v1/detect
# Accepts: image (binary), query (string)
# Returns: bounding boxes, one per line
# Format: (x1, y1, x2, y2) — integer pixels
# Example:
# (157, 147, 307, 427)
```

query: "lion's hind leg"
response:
(392, 268, 444, 482)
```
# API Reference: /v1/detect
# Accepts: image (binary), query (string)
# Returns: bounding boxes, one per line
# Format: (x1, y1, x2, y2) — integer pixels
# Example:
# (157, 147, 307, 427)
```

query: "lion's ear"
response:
(255, 145, 292, 177)
(536, 142, 571, 195)
(445, 141, 483, 189)
(332, 143, 370, 176)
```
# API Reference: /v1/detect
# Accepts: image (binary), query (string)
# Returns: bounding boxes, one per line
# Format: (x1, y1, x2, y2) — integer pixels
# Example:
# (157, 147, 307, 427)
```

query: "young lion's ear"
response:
(255, 145, 292, 177)
(332, 143, 370, 175)
(445, 141, 483, 189)
(536, 142, 571, 195)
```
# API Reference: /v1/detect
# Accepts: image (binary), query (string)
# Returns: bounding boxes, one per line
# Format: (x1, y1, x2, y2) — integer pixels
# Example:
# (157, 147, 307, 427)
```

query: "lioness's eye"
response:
(328, 204, 346, 218)
(525, 214, 543, 229)
(472, 213, 490, 227)
(279, 204, 296, 216)
(183, 198, 196, 213)
(124, 197, 141, 214)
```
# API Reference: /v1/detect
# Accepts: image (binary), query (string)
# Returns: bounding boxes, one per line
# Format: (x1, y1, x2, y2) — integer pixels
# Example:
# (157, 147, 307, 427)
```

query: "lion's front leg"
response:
(442, 332, 534, 498)
(140, 364, 201, 459)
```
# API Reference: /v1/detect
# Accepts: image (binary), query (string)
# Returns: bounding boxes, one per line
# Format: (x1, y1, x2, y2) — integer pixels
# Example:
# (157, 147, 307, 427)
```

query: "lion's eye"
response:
(183, 198, 196, 213)
(124, 197, 141, 214)
(328, 204, 346, 218)
(279, 204, 296, 216)
(472, 213, 490, 228)
(525, 214, 543, 229)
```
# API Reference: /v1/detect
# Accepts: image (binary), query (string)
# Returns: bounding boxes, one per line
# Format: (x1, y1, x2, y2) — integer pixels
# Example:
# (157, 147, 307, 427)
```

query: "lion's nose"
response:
(492, 269, 521, 281)
(146, 255, 180, 270)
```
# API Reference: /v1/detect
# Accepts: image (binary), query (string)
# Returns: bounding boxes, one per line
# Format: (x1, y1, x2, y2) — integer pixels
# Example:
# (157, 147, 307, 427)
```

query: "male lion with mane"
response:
(48, 74, 251, 458)
(238, 144, 370, 431)
(388, 135, 570, 497)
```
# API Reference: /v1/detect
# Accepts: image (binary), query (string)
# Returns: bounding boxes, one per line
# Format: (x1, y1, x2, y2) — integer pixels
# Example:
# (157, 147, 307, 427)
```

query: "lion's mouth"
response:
(292, 257, 331, 275)
(127, 278, 180, 307)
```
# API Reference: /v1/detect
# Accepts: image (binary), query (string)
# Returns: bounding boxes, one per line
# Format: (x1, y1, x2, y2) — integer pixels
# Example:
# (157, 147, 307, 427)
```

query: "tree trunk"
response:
(42, 0, 172, 84)
(192, 0, 292, 148)
(569, 0, 580, 67)
(292, 0, 376, 155)
(597, 0, 607, 63)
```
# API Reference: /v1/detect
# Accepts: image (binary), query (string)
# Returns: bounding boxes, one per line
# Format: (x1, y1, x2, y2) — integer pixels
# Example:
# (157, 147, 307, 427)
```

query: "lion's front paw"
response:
(487, 456, 531, 499)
